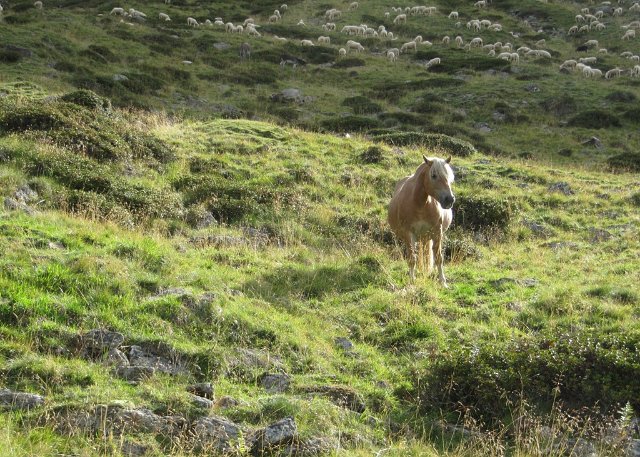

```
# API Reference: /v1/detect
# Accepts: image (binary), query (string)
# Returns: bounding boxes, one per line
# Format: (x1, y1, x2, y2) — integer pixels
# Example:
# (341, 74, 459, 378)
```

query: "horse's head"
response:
(422, 155, 455, 209)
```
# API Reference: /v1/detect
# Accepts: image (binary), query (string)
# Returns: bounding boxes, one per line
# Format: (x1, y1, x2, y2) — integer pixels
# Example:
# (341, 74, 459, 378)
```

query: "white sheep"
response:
(425, 57, 440, 68)
(630, 55, 640, 62)
(385, 11, 390, 18)
(613, 7, 624, 16)
(400, 41, 417, 53)
(579, 56, 597, 64)
(214, 19, 224, 26)
(621, 51, 634, 57)
(442, 36, 451, 45)
(598, 48, 608, 54)
(576, 14, 585, 23)
(605, 68, 625, 79)
(225, 22, 235, 32)
(455, 36, 464, 47)
(234, 25, 243, 33)
(584, 39, 599, 48)
(349, 2, 359, 11)
(346, 40, 364, 52)
(578, 25, 590, 33)
(34, 1, 43, 8)
(498, 51, 511, 60)
(387, 50, 397, 62)
(387, 32, 395, 40)
(474, 0, 487, 8)
(339, 48, 347, 57)
(510, 53, 520, 63)
(414, 35, 423, 44)
(535, 39, 546, 47)
(488, 23, 502, 31)
(110, 7, 124, 15)
(301, 39, 314, 46)
(244, 18, 255, 26)
(631, 3, 640, 12)
(470, 37, 483, 48)
(448, 11, 458, 19)
(560, 59, 577, 70)
(630, 65, 640, 77)
(129, 8, 146, 20)
(297, 19, 306, 26)
(159, 12, 171, 21)
(488, 49, 495, 56)
(581, 7, 590, 14)
(280, 4, 288, 11)
(388, 48, 400, 57)
(318, 36, 330, 45)
(393, 14, 407, 25)
(269, 14, 279, 23)
(247, 27, 261, 37)
(517, 46, 531, 54)
(273, 35, 288, 43)
(594, 22, 606, 31)
(568, 25, 579, 34)
(187, 17, 199, 27)
(622, 29, 636, 40)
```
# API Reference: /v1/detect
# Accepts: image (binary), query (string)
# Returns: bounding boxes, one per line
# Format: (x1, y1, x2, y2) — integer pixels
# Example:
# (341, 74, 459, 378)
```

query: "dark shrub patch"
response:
(358, 146, 385, 164)
(540, 95, 577, 118)
(567, 110, 621, 129)
(453, 194, 515, 232)
(342, 96, 382, 114)
(60, 89, 112, 112)
(607, 152, 640, 172)
(321, 115, 381, 132)
(0, 49, 22, 63)
(413, 330, 640, 422)
(632, 193, 640, 206)
(295, 45, 337, 64)
(372, 132, 476, 157)
(334, 58, 366, 68)
(230, 64, 278, 85)
(416, 52, 510, 73)
(606, 91, 636, 103)
(120, 72, 165, 95)
(53, 60, 79, 73)
(623, 108, 640, 123)
(378, 112, 424, 126)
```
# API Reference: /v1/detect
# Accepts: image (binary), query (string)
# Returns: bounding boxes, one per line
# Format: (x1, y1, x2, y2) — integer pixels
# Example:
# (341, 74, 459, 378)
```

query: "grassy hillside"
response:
(0, 0, 639, 455)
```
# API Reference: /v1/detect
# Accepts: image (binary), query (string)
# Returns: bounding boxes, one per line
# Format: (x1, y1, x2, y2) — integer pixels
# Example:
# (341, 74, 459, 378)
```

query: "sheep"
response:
(387, 50, 397, 62)
(273, 10, 281, 18)
(110, 7, 125, 15)
(225, 22, 235, 32)
(325, 8, 341, 20)
(579, 56, 597, 64)
(517, 46, 531, 54)
(631, 3, 640, 12)
(483, 44, 496, 51)
(598, 48, 608, 54)
(576, 14, 585, 23)
(621, 51, 633, 57)
(346, 40, 365, 52)
(273, 35, 288, 43)
(323, 22, 336, 31)
(301, 39, 314, 46)
(425, 57, 440, 68)
(393, 14, 407, 24)
(448, 11, 458, 19)
(535, 39, 546, 47)
(560, 59, 577, 70)
(584, 39, 599, 48)
(159, 12, 171, 21)
(239, 42, 251, 60)
(214, 19, 224, 26)
(297, 19, 306, 26)
(187, 17, 199, 27)
(247, 27, 261, 37)
(509, 52, 520, 63)
(455, 36, 464, 47)
(488, 23, 502, 31)
(244, 18, 255, 26)
(470, 37, 483, 48)
(129, 8, 147, 20)
(387, 32, 395, 40)
(414, 35, 423, 44)
(280, 4, 288, 11)
(622, 29, 636, 40)
(269, 14, 279, 23)
(613, 7, 623, 16)
(480, 19, 492, 28)
(474, 0, 487, 8)
(595, 10, 604, 19)
(488, 49, 495, 56)
(318, 36, 330, 45)
(581, 7, 590, 13)
(578, 25, 590, 33)
(400, 41, 417, 53)
(594, 22, 606, 31)
(388, 48, 400, 57)
(234, 25, 243, 33)
(605, 68, 625, 78)
(630, 55, 640, 62)
(34, 1, 43, 8)
(568, 25, 579, 34)
(497, 51, 511, 60)
(339, 48, 347, 57)
(349, 2, 359, 11)
(631, 65, 640, 77)
(590, 68, 603, 78)
(442, 36, 451, 45)
(384, 11, 390, 18)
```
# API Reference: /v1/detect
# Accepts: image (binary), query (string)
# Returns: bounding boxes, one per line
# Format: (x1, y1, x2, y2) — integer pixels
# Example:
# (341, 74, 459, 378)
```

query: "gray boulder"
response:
(260, 373, 290, 393)
(115, 366, 155, 382)
(81, 329, 125, 353)
(250, 417, 297, 454)
(191, 415, 243, 452)
(0, 389, 45, 410)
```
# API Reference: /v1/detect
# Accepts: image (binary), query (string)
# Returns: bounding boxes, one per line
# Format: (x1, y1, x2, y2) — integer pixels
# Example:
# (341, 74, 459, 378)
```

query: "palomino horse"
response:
(388, 155, 455, 286)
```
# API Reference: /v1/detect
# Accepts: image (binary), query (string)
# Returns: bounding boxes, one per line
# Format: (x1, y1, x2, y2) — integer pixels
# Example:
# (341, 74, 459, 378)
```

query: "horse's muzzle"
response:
(442, 195, 455, 209)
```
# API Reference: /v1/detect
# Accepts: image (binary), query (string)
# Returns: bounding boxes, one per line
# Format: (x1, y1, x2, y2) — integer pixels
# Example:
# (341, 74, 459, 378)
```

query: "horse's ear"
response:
(423, 155, 432, 165)
(445, 156, 452, 164)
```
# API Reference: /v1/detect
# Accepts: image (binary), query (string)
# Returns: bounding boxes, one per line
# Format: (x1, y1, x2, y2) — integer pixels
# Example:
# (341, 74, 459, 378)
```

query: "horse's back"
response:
(388, 175, 414, 235)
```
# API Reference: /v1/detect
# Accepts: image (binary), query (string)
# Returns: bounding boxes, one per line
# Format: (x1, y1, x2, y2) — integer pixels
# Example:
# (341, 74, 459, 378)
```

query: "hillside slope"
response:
(0, 90, 639, 455)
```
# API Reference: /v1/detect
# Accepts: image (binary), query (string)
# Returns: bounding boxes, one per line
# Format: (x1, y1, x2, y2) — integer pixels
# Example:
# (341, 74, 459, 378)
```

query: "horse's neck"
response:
(412, 165, 431, 204)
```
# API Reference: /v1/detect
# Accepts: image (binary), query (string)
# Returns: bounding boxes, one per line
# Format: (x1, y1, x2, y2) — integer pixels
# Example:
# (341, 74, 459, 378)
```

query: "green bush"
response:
(358, 146, 385, 164)
(342, 96, 383, 115)
(454, 194, 516, 232)
(321, 115, 381, 132)
(607, 152, 640, 173)
(568, 110, 621, 129)
(413, 330, 640, 422)
(372, 132, 476, 157)
(334, 58, 366, 68)
(378, 112, 424, 126)
(0, 49, 23, 63)
(415, 52, 511, 73)
(60, 89, 112, 111)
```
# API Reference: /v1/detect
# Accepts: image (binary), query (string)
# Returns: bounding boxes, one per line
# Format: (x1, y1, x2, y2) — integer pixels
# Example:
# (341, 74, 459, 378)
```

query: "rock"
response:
(81, 329, 125, 354)
(0, 389, 45, 410)
(492, 111, 506, 122)
(4, 197, 35, 214)
(581, 136, 603, 149)
(14, 184, 38, 203)
(524, 83, 540, 93)
(628, 439, 640, 457)
(191, 415, 243, 452)
(281, 437, 338, 456)
(48, 241, 65, 250)
(270, 88, 303, 103)
(192, 395, 214, 409)
(250, 417, 297, 454)
(187, 382, 214, 399)
(213, 42, 231, 50)
(544, 241, 579, 251)
(106, 348, 129, 367)
(121, 441, 150, 457)
(561, 437, 597, 457)
(115, 365, 156, 382)
(548, 182, 574, 195)
(590, 228, 612, 243)
(299, 385, 365, 413)
(112, 408, 186, 435)
(215, 396, 240, 408)
(260, 373, 291, 393)
(2, 44, 33, 57)
(113, 74, 129, 81)
(474, 122, 492, 133)
(127, 344, 188, 375)
(334, 337, 354, 352)
(524, 220, 554, 238)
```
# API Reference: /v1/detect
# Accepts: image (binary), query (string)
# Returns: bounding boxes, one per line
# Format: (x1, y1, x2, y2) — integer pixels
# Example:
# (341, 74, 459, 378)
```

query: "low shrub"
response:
(342, 96, 382, 115)
(453, 194, 516, 232)
(607, 152, 640, 173)
(358, 146, 385, 164)
(334, 58, 366, 68)
(567, 110, 621, 129)
(321, 115, 380, 132)
(60, 89, 112, 111)
(606, 91, 636, 103)
(378, 112, 424, 126)
(372, 132, 476, 157)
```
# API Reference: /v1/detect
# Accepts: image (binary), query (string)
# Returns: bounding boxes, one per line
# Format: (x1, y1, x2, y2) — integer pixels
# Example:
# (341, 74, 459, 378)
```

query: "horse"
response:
(388, 155, 455, 286)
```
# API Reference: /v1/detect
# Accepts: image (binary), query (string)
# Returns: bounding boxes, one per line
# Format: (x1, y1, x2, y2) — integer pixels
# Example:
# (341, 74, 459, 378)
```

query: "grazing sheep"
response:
(323, 22, 336, 31)
(110, 7, 125, 15)
(234, 25, 243, 33)
(385, 11, 390, 18)
(297, 19, 306, 26)
(280, 4, 288, 11)
(598, 48, 608, 54)
(605, 67, 625, 78)
(455, 36, 464, 47)
(318, 36, 330, 45)
(187, 17, 199, 27)
(442, 36, 451, 45)
(129, 8, 147, 20)
(621, 51, 633, 57)
(631, 3, 640, 12)
(214, 19, 224, 26)
(339, 48, 347, 57)
(325, 8, 341, 20)
(247, 27, 261, 37)
(448, 11, 458, 19)
(535, 39, 546, 47)
(579, 56, 597, 64)
(497, 51, 511, 60)
(517, 46, 531, 54)
(474, 0, 487, 8)
(560, 59, 578, 70)
(400, 41, 417, 53)
(393, 14, 407, 24)
(595, 10, 604, 19)
(488, 49, 495, 56)
(34, 1, 43, 8)
(269, 14, 280, 22)
(578, 25, 590, 33)
(425, 57, 440, 68)
(630, 55, 640, 62)
(239, 42, 251, 60)
(388, 32, 395, 40)
(346, 40, 364, 52)
(488, 23, 502, 31)
(470, 37, 483, 48)
(576, 14, 585, 23)
(273, 35, 288, 43)
(630, 65, 640, 77)
(622, 29, 636, 40)
(349, 2, 359, 11)
(388, 48, 400, 57)
(301, 39, 314, 46)
(590, 68, 603, 78)
(159, 12, 171, 21)
(225, 22, 235, 32)
(568, 25, 579, 34)
(480, 19, 491, 28)
(387, 50, 397, 62)
(594, 22, 606, 31)
(581, 7, 590, 13)
(584, 39, 599, 48)
(244, 18, 255, 26)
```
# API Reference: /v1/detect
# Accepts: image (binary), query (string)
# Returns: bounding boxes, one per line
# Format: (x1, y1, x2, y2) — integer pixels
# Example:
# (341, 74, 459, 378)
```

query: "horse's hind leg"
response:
(405, 233, 418, 281)
(426, 238, 434, 275)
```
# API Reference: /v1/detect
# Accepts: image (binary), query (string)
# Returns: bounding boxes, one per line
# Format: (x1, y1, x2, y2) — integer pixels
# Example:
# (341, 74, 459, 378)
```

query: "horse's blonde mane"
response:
(425, 157, 455, 184)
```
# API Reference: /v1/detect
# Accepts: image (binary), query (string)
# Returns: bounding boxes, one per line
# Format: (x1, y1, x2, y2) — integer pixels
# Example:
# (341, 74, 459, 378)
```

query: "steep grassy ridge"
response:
(0, 91, 638, 455)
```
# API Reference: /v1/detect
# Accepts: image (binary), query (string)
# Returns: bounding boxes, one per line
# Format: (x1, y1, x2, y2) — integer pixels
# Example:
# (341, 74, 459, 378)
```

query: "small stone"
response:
(548, 182, 574, 195)
(81, 329, 125, 353)
(282, 437, 338, 456)
(14, 185, 38, 203)
(334, 337, 354, 352)
(260, 373, 290, 393)
(581, 136, 603, 149)
(113, 74, 129, 81)
(628, 439, 640, 457)
(543, 241, 579, 251)
(192, 395, 214, 409)
(0, 389, 45, 410)
(299, 385, 365, 413)
(251, 417, 297, 453)
(127, 345, 187, 375)
(106, 348, 129, 367)
(47, 241, 65, 250)
(191, 415, 242, 452)
(116, 366, 155, 382)
(215, 396, 240, 408)
(213, 42, 231, 50)
(590, 228, 612, 243)
(474, 122, 492, 133)
(121, 441, 150, 457)
(187, 382, 214, 399)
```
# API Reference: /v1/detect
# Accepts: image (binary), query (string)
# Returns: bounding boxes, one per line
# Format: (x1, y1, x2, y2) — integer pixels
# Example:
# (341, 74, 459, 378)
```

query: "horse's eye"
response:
(431, 174, 437, 179)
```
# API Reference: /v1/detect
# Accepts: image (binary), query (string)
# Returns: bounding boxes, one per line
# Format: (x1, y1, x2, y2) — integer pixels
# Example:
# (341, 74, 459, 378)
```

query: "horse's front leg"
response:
(406, 233, 418, 281)
(433, 224, 448, 288)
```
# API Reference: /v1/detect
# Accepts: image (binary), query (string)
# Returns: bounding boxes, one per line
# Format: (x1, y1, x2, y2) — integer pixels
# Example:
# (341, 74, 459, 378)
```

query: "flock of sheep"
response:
(6, 0, 640, 79)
